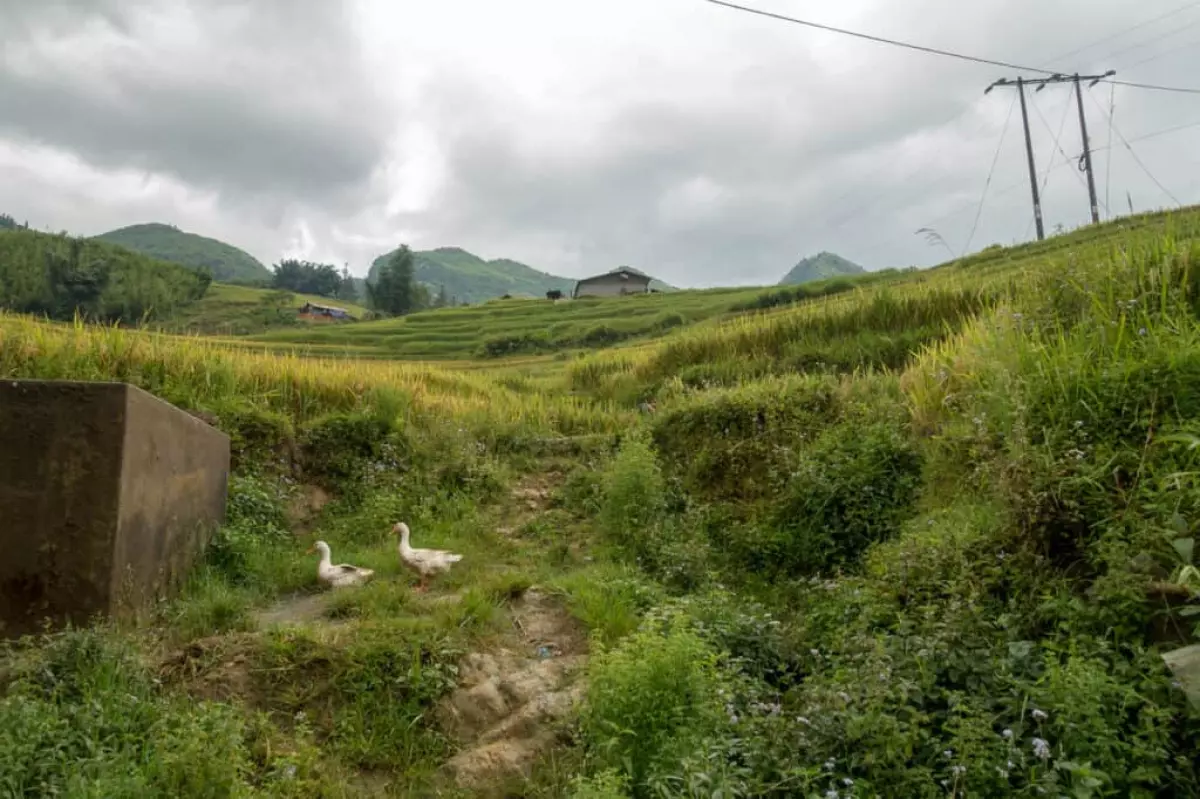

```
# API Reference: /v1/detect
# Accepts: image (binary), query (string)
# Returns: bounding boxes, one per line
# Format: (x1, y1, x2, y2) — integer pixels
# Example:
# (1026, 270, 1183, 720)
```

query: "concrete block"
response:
(0, 379, 230, 637)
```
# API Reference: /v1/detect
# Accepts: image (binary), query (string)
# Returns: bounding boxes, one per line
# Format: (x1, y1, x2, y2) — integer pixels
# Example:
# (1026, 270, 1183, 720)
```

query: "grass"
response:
(153, 282, 370, 336)
(3, 205, 1200, 796)
(242, 270, 908, 361)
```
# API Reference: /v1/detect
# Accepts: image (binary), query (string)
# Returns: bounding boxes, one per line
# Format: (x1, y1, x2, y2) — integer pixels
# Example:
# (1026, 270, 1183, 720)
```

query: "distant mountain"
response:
(779, 252, 865, 286)
(367, 246, 575, 304)
(95, 223, 272, 284)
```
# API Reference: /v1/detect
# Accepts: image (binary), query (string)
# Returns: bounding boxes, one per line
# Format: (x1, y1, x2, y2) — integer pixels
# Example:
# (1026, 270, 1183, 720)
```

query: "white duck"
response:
(307, 540, 375, 589)
(394, 522, 462, 592)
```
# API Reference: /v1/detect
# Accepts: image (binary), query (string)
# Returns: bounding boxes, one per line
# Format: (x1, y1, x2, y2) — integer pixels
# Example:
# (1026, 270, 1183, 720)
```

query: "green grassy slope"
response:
(96, 223, 272, 283)
(246, 271, 902, 361)
(779, 251, 865, 285)
(153, 282, 369, 335)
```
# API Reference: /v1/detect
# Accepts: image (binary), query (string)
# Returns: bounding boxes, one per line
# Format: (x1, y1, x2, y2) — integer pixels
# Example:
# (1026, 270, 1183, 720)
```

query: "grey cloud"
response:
(0, 0, 392, 214)
(2, 0, 1198, 286)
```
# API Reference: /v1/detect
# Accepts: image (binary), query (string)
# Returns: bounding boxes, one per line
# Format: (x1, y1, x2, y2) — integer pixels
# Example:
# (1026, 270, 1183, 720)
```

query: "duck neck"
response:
(399, 525, 412, 551)
(318, 547, 332, 568)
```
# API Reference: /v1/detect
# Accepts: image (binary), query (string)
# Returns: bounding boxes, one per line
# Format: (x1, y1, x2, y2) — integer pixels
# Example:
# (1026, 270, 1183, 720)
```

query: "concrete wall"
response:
(111, 386, 231, 616)
(0, 380, 230, 637)
(574, 274, 651, 298)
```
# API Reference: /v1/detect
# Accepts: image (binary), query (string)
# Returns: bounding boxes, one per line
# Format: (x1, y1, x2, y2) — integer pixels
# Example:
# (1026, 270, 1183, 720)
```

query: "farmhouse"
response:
(297, 302, 352, 321)
(572, 266, 653, 299)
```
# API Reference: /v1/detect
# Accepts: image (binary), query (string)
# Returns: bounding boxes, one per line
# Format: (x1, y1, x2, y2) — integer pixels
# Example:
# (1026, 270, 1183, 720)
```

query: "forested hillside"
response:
(367, 246, 576, 303)
(96, 223, 272, 283)
(0, 228, 210, 323)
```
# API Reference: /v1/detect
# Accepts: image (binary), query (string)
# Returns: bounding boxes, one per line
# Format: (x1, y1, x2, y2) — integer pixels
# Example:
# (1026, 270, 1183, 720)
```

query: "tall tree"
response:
(335, 265, 359, 303)
(271, 259, 341, 297)
(434, 284, 449, 308)
(367, 245, 423, 315)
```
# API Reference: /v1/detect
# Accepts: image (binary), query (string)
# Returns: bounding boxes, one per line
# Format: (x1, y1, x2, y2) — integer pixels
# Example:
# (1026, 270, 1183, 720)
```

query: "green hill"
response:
(95, 223, 272, 284)
(779, 251, 865, 285)
(367, 247, 576, 304)
(152, 283, 370, 336)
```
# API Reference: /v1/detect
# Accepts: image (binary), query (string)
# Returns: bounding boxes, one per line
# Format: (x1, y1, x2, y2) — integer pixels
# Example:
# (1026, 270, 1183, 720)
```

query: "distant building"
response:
(297, 302, 352, 321)
(573, 266, 653, 299)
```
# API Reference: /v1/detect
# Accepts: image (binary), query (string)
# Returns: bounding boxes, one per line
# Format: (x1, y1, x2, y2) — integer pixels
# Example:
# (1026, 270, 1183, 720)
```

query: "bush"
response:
(0, 629, 252, 795)
(299, 411, 401, 489)
(767, 420, 922, 575)
(581, 614, 724, 792)
(599, 431, 666, 548)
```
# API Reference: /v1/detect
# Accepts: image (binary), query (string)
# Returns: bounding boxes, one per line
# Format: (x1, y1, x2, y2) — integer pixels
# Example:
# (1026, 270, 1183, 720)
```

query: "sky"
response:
(1, 0, 1198, 288)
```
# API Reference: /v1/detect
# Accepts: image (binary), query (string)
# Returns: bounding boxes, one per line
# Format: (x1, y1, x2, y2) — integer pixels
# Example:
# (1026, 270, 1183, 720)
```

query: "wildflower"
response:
(824, 758, 836, 771)
(1031, 709, 1048, 722)
(951, 765, 966, 777)
(943, 749, 953, 759)
(843, 777, 854, 787)
(797, 716, 811, 725)
(825, 791, 839, 799)
(1139, 327, 1148, 336)
(811, 649, 821, 657)
(1032, 737, 1050, 760)
(837, 691, 851, 703)
(1002, 728, 1013, 739)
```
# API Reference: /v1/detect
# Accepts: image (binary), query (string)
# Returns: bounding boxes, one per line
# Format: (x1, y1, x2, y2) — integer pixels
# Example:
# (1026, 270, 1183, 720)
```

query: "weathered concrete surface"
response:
(0, 380, 230, 637)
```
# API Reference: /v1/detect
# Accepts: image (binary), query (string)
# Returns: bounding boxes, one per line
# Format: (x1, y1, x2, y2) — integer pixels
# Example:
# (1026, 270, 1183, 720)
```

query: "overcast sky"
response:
(2, 0, 1198, 287)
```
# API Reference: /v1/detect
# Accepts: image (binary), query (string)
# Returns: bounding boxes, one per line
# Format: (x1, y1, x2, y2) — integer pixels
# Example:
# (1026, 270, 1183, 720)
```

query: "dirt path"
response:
(439, 587, 587, 792)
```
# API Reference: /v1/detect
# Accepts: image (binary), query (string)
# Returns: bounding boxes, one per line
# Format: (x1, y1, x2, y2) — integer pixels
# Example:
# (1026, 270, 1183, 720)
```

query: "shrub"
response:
(0, 629, 252, 795)
(581, 614, 724, 792)
(299, 411, 401, 490)
(768, 420, 922, 575)
(599, 431, 666, 548)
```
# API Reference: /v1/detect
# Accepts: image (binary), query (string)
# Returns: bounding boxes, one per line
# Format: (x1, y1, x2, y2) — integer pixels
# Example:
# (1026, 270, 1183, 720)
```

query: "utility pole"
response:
(1017, 77, 1044, 240)
(985, 69, 1114, 237)
(1073, 74, 1100, 224)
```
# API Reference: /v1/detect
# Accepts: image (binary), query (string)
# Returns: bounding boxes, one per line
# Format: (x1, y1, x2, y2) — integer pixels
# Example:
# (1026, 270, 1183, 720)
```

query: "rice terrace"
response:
(4, 1, 1200, 797)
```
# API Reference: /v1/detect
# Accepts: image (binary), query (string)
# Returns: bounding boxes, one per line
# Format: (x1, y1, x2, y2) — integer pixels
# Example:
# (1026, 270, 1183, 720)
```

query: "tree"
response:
(335, 265, 359, 303)
(271, 259, 341, 297)
(434, 284, 449, 308)
(366, 245, 424, 316)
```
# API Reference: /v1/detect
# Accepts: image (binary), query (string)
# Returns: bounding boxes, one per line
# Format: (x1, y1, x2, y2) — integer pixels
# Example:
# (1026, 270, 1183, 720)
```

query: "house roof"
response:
(575, 266, 652, 284)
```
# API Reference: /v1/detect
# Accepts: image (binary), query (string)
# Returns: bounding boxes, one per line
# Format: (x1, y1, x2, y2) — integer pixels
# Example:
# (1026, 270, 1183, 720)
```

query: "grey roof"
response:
(575, 266, 652, 284)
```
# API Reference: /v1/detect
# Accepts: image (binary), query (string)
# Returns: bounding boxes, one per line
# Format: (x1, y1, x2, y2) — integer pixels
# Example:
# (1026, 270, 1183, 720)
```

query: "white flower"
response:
(798, 716, 812, 726)
(1002, 728, 1013, 739)
(1032, 737, 1051, 760)
(1031, 709, 1048, 722)
(824, 758, 836, 771)
(842, 777, 854, 787)
(825, 791, 839, 799)
(943, 749, 954, 759)
(951, 765, 966, 777)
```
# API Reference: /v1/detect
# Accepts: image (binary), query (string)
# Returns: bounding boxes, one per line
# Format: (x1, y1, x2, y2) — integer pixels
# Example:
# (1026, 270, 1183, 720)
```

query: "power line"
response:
(1030, 91, 1092, 196)
(1121, 37, 1200, 70)
(1043, 1, 1200, 65)
(1087, 90, 1183, 205)
(701, 0, 1059, 74)
(964, 93, 1018, 255)
(1101, 78, 1200, 94)
(1095, 15, 1200, 64)
(701, 0, 1200, 95)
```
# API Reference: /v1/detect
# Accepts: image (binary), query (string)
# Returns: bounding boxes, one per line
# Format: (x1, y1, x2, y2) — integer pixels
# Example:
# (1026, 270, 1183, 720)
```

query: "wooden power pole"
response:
(985, 69, 1114, 237)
